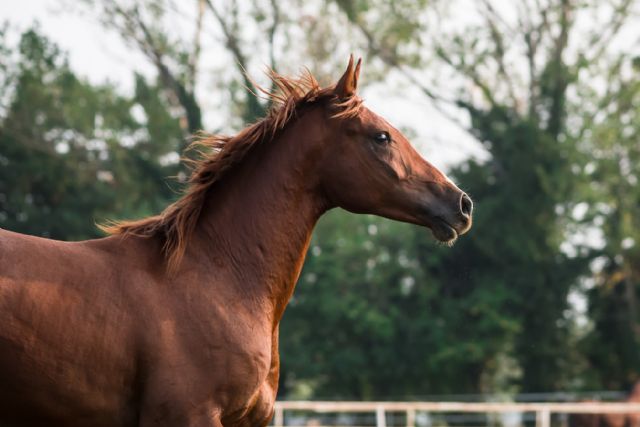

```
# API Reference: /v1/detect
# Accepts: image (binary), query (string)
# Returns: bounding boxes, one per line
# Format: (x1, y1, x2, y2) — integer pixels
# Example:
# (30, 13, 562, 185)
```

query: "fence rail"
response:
(272, 401, 640, 427)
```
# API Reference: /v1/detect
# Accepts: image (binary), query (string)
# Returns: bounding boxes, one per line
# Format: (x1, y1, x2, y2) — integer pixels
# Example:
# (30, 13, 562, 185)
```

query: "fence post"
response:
(406, 408, 416, 427)
(274, 405, 284, 427)
(376, 405, 387, 427)
(536, 408, 551, 427)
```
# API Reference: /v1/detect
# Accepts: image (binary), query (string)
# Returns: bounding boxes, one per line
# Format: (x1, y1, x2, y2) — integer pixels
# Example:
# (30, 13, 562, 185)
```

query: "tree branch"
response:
(581, 0, 634, 70)
(130, 5, 202, 136)
(204, 0, 265, 122)
(333, 5, 472, 134)
(478, 0, 519, 110)
(434, 44, 499, 109)
(188, 0, 206, 93)
(97, 0, 202, 137)
(545, 0, 572, 137)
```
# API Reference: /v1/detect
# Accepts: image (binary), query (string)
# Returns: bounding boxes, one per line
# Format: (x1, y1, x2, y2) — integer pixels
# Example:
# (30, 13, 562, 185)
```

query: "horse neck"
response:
(190, 112, 329, 321)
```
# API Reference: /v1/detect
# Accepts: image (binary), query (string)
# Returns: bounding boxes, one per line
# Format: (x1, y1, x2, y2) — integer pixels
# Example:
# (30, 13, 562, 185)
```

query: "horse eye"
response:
(373, 132, 390, 144)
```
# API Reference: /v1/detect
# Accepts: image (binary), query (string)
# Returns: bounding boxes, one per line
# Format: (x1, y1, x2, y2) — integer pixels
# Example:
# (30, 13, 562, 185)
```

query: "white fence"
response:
(272, 401, 640, 427)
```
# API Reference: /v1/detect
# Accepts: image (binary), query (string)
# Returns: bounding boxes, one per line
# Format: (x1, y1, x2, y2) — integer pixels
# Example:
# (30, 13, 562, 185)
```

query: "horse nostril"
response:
(460, 193, 473, 217)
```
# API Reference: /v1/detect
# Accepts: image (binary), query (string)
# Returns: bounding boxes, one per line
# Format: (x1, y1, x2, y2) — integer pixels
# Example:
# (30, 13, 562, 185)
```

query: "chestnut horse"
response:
(0, 57, 472, 426)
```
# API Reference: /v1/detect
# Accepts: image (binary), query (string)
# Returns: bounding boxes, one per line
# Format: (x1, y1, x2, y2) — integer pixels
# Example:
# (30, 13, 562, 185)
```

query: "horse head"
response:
(317, 56, 473, 244)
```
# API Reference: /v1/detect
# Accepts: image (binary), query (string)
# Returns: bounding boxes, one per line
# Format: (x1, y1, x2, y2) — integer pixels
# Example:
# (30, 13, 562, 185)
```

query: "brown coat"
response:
(0, 57, 472, 426)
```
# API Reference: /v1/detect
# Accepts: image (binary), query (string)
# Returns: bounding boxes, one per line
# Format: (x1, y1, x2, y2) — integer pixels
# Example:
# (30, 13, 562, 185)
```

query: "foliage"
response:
(283, 0, 638, 397)
(0, 27, 181, 240)
(577, 54, 640, 390)
(282, 210, 520, 398)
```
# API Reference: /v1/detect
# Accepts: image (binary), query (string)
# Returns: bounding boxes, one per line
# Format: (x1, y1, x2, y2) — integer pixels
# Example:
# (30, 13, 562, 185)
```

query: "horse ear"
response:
(334, 55, 362, 98)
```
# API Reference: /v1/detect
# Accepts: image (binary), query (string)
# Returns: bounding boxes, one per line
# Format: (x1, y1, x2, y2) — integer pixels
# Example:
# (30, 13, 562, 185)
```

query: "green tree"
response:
(281, 0, 638, 397)
(0, 27, 182, 240)
(578, 55, 640, 390)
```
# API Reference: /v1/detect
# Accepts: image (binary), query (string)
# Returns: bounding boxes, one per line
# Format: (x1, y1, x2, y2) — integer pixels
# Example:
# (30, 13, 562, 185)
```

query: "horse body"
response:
(0, 231, 141, 425)
(0, 230, 284, 426)
(0, 58, 472, 426)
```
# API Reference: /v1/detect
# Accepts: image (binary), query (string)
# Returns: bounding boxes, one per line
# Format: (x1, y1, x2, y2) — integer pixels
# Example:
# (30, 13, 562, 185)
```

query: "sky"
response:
(0, 0, 488, 172)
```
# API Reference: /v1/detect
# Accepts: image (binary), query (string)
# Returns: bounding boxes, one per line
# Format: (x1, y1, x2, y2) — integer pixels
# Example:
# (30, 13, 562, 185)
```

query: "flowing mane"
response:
(100, 69, 363, 272)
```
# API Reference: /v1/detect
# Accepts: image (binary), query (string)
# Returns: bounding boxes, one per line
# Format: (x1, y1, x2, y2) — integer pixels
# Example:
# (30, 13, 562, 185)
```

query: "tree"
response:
(0, 27, 182, 240)
(578, 54, 640, 390)
(281, 0, 638, 395)
(282, 210, 524, 398)
(72, 0, 294, 129)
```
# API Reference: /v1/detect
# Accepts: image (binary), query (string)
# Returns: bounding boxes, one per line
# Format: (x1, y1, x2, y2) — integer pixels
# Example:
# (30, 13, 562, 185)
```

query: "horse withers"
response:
(0, 57, 472, 426)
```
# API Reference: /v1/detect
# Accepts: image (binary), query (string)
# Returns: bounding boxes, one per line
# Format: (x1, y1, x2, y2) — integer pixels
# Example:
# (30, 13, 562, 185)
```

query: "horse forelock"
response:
(100, 69, 363, 273)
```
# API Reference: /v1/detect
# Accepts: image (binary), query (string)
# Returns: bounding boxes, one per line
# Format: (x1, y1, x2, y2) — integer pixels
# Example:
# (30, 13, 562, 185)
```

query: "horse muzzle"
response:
(426, 192, 473, 244)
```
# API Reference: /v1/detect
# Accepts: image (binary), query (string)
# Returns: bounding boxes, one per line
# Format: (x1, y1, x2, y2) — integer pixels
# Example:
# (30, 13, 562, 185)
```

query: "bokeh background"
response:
(0, 0, 639, 402)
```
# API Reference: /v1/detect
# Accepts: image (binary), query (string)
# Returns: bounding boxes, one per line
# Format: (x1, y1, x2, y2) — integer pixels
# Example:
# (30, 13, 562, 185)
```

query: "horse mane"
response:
(100, 69, 363, 272)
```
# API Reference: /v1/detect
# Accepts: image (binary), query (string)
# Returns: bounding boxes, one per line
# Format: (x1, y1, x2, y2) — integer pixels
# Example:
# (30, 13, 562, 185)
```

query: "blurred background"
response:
(0, 0, 639, 411)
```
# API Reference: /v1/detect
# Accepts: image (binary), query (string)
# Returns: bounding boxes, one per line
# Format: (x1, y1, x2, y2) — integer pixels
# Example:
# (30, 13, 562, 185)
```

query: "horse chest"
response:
(154, 306, 275, 408)
(143, 275, 280, 423)
(215, 332, 273, 398)
(206, 315, 277, 418)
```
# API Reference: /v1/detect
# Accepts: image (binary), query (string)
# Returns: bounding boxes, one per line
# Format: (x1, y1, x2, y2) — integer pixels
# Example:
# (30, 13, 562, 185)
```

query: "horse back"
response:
(0, 229, 144, 426)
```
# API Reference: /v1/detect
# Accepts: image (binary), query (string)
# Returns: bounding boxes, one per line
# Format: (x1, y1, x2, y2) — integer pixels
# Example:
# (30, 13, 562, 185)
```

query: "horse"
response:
(0, 56, 472, 426)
